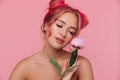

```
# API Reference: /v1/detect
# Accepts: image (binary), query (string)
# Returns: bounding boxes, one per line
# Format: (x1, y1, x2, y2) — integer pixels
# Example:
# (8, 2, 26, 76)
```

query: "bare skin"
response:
(9, 50, 93, 80)
(9, 13, 94, 80)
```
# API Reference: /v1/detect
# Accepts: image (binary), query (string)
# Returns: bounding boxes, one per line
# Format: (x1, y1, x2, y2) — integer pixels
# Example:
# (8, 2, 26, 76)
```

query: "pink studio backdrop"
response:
(0, 0, 119, 80)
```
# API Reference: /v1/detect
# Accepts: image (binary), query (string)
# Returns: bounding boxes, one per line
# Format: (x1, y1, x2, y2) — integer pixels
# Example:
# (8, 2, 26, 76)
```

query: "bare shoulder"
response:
(77, 55, 94, 80)
(9, 57, 32, 80)
(9, 51, 41, 80)
(77, 55, 92, 67)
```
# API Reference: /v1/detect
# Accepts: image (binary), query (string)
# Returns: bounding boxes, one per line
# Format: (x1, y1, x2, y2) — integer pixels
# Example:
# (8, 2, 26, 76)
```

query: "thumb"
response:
(62, 60, 68, 72)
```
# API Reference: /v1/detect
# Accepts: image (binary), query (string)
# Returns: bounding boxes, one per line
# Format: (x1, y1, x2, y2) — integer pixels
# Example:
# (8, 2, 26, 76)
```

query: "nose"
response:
(60, 28, 67, 38)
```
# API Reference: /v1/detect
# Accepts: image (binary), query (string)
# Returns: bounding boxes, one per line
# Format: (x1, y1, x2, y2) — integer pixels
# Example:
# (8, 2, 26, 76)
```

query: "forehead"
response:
(56, 12, 78, 28)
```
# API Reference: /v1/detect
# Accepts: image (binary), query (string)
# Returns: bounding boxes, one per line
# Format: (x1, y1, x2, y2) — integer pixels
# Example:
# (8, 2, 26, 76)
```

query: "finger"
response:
(62, 66, 78, 80)
(76, 60, 80, 66)
(62, 60, 68, 72)
(62, 61, 66, 71)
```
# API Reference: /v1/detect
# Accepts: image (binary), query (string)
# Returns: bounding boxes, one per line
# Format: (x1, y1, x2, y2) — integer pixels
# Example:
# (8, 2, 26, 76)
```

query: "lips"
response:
(55, 37, 64, 44)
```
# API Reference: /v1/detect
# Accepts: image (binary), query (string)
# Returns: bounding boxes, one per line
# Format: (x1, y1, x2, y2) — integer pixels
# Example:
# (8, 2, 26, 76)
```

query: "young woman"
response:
(9, 0, 94, 80)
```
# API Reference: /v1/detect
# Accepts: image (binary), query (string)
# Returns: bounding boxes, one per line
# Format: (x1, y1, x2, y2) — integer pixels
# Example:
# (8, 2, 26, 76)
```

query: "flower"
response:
(71, 37, 85, 49)
(50, 37, 85, 79)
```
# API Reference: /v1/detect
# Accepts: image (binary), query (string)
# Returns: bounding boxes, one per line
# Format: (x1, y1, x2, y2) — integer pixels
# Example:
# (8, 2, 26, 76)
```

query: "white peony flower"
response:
(71, 37, 85, 49)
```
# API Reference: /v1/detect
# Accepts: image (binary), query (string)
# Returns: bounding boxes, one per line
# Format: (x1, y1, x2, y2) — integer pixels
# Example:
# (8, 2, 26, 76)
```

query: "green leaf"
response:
(69, 49, 78, 67)
(50, 53, 62, 74)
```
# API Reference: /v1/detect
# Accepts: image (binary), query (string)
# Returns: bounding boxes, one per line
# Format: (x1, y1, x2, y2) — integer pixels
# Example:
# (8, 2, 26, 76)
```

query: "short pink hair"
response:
(41, 0, 89, 35)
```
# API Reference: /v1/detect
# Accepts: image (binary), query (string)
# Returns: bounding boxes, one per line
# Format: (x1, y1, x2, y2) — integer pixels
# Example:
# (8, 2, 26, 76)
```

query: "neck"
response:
(41, 40, 64, 60)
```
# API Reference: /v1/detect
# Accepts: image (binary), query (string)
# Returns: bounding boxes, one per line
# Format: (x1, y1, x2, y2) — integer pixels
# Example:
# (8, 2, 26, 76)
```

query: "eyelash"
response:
(69, 31, 75, 35)
(56, 24, 76, 36)
(56, 24, 63, 28)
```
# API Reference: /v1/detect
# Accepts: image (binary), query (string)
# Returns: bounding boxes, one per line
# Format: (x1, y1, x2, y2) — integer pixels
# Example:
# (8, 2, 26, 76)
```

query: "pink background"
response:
(0, 0, 119, 80)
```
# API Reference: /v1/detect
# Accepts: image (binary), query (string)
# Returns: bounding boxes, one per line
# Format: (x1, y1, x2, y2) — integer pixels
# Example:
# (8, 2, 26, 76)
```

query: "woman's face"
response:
(45, 12, 79, 49)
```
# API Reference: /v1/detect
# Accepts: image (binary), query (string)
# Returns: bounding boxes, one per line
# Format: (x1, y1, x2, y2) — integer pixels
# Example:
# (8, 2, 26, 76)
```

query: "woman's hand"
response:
(61, 60, 80, 80)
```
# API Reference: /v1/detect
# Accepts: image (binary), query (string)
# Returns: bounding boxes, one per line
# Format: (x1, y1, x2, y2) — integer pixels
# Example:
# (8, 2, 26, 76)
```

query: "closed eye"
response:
(68, 27, 76, 36)
(56, 24, 63, 28)
(69, 31, 75, 35)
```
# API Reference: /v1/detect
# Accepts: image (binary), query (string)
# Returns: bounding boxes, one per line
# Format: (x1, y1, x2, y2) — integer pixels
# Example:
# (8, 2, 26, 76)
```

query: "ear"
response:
(43, 23, 49, 32)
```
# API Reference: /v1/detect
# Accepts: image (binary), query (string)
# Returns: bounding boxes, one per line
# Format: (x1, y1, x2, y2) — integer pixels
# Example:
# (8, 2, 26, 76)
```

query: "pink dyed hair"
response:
(41, 0, 89, 35)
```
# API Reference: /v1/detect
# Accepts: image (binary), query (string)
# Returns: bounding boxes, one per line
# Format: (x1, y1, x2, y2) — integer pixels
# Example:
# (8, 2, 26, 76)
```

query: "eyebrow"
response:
(69, 26, 77, 31)
(57, 19, 65, 24)
(57, 19, 77, 31)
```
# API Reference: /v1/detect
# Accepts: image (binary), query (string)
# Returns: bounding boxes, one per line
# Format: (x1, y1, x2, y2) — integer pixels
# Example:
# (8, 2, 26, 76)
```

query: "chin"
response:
(52, 45, 63, 50)
(50, 43, 65, 50)
(48, 38, 68, 50)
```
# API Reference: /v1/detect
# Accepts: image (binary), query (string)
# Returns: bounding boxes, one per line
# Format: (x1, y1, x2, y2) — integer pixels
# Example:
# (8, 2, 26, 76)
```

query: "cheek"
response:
(51, 25, 60, 35)
(66, 34, 74, 42)
(46, 25, 58, 38)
